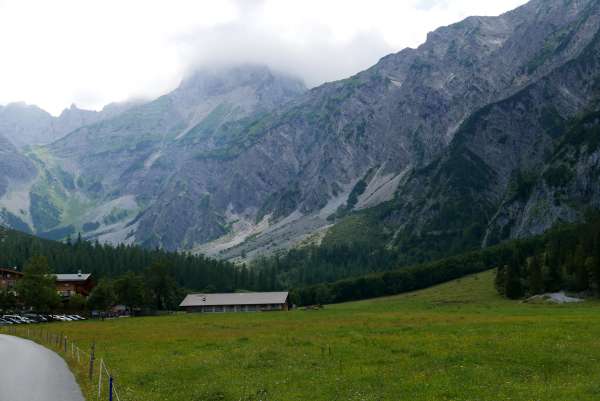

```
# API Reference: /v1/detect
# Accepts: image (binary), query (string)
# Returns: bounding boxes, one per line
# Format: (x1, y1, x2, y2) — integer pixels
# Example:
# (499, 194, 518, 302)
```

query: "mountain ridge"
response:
(0, 0, 599, 263)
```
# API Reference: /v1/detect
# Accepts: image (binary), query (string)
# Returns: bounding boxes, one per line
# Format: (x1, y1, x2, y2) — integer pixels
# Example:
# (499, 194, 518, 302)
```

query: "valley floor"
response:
(14, 271, 600, 401)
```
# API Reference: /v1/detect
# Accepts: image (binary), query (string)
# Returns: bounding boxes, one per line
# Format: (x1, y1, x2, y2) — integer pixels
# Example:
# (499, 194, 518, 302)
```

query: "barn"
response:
(179, 292, 289, 313)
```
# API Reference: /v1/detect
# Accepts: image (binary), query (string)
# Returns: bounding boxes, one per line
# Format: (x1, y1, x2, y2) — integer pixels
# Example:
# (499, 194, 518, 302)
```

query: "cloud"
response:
(0, 0, 528, 115)
(176, 19, 393, 87)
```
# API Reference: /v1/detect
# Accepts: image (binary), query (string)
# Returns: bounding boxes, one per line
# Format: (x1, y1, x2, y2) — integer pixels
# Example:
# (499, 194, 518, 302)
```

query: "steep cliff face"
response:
(485, 110, 600, 243)
(137, 0, 600, 254)
(0, 134, 35, 195)
(378, 0, 600, 258)
(2, 0, 599, 260)
(0, 133, 36, 232)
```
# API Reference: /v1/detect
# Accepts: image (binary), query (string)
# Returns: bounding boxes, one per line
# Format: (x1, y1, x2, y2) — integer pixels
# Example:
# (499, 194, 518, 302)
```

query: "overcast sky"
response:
(0, 0, 527, 115)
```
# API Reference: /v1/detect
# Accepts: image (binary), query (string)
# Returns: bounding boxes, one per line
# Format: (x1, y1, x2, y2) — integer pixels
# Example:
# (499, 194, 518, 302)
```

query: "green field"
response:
(12, 271, 600, 400)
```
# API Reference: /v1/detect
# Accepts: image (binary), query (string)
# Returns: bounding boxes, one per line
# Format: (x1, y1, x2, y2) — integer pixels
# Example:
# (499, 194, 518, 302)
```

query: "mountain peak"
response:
(177, 64, 306, 98)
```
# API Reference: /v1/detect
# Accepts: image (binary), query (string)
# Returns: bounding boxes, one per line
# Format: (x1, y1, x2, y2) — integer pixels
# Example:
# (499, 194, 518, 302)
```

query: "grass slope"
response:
(13, 271, 600, 400)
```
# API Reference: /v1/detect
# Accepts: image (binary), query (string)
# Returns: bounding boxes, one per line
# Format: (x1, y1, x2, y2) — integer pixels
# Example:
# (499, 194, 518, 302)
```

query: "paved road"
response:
(0, 334, 84, 401)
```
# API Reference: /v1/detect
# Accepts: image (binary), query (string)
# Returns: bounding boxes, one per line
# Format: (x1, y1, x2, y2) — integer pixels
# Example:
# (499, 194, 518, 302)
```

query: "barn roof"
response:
(55, 273, 92, 282)
(180, 292, 289, 307)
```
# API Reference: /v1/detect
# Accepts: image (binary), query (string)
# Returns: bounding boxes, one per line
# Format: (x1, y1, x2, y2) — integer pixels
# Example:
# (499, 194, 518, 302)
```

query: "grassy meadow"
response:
(10, 270, 600, 401)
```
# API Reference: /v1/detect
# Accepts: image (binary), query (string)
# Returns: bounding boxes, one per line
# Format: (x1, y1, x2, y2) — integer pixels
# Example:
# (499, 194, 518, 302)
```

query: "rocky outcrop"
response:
(383, 0, 600, 256)
(0, 134, 35, 196)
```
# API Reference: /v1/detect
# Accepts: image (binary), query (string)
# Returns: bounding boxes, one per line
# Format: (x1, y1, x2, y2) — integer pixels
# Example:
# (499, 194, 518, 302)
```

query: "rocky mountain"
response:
(1, 0, 599, 263)
(0, 65, 307, 243)
(0, 101, 139, 148)
(140, 0, 600, 258)
(0, 103, 55, 148)
(382, 12, 600, 259)
(0, 132, 35, 197)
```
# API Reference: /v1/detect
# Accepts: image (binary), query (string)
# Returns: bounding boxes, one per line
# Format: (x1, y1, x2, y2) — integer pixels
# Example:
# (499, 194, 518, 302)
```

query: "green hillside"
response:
(8, 271, 600, 401)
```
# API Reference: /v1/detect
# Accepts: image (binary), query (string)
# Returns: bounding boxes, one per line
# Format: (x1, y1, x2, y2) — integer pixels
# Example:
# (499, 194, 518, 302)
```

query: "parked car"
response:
(2, 316, 18, 324)
(51, 315, 74, 322)
(0, 313, 88, 325)
(23, 314, 48, 323)
(16, 315, 35, 324)
(3, 315, 29, 324)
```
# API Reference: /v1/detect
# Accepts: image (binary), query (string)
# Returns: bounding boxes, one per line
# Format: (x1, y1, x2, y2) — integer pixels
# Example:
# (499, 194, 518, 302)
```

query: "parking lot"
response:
(0, 314, 86, 325)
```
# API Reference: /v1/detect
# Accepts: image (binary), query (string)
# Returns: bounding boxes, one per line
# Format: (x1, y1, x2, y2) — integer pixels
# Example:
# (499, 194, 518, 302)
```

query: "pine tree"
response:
(495, 266, 507, 295)
(573, 244, 588, 291)
(587, 256, 600, 296)
(87, 279, 117, 312)
(527, 254, 543, 295)
(543, 246, 563, 292)
(16, 256, 61, 312)
(505, 260, 524, 300)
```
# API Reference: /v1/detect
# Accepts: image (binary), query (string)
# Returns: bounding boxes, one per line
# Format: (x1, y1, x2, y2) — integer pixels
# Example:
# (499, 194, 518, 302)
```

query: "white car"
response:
(5, 315, 32, 324)
(51, 315, 72, 322)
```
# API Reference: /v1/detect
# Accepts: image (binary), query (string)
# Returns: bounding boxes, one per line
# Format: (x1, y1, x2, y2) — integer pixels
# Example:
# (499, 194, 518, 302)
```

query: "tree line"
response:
(0, 229, 255, 292)
(2, 214, 599, 309)
(288, 215, 600, 305)
(0, 255, 185, 313)
(248, 245, 403, 290)
(0, 226, 427, 295)
(494, 216, 600, 299)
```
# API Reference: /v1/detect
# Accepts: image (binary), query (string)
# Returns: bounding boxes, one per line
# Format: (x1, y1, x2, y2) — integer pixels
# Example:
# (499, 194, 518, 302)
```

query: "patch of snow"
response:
(195, 211, 271, 256)
(446, 116, 467, 140)
(487, 38, 507, 47)
(318, 190, 351, 219)
(199, 206, 332, 262)
(525, 292, 584, 304)
(356, 166, 406, 210)
(93, 220, 138, 246)
(81, 195, 138, 223)
(143, 150, 162, 170)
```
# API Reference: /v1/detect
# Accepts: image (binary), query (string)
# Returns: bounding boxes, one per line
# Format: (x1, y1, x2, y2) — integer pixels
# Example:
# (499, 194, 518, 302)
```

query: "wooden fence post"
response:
(98, 358, 103, 399)
(89, 342, 96, 381)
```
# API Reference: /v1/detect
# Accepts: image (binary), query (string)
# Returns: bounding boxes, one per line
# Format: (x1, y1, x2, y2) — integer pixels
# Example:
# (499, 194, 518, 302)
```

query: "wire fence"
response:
(1, 324, 128, 401)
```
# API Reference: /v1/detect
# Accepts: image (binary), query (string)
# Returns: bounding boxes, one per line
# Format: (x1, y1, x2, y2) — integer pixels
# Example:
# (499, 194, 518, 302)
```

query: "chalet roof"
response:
(55, 273, 92, 282)
(180, 292, 289, 307)
(0, 267, 23, 276)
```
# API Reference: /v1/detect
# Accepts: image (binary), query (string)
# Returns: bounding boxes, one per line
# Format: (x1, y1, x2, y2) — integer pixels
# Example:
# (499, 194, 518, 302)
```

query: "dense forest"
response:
(2, 213, 599, 308)
(0, 227, 250, 292)
(250, 245, 403, 289)
(494, 216, 600, 299)
(289, 215, 600, 305)
(0, 226, 434, 293)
